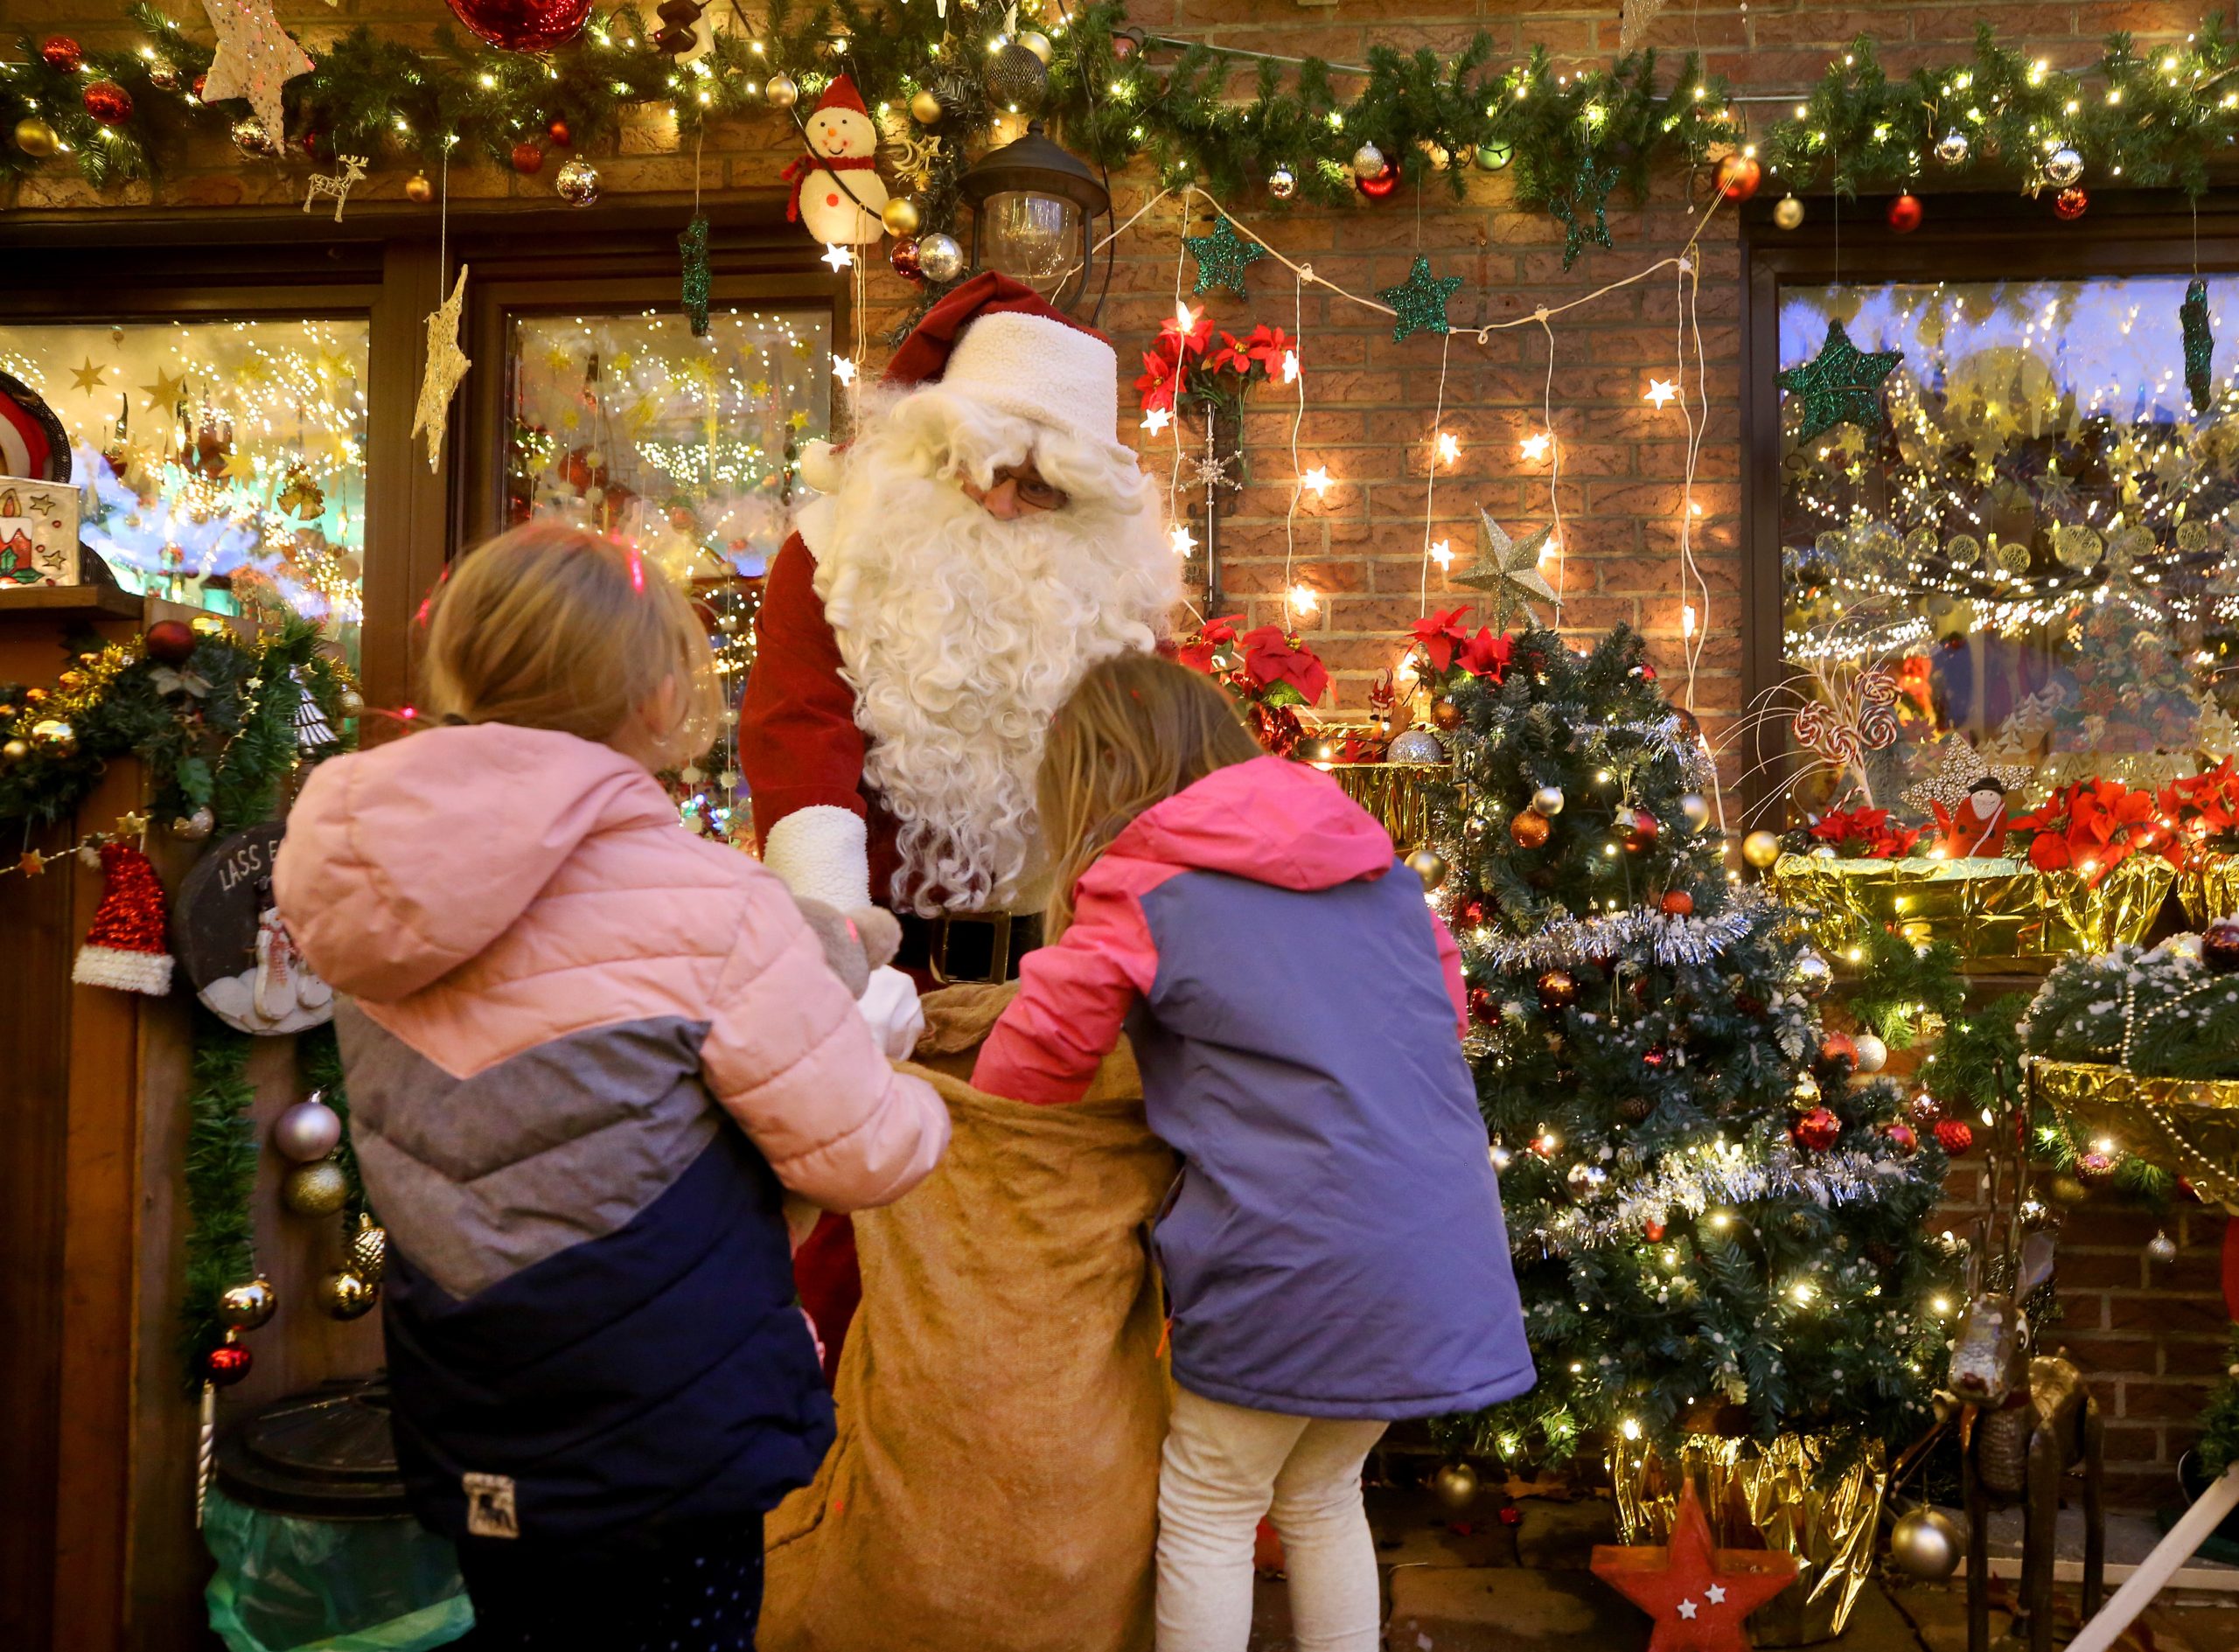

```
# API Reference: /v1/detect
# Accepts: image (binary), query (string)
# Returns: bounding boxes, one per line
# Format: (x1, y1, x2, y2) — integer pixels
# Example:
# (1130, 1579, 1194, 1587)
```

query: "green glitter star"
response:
(2183, 277, 2215, 415)
(1377, 254, 1463, 343)
(1185, 214, 1266, 297)
(1777, 317, 1902, 443)
(1552, 156, 1617, 269)
(680, 214, 711, 338)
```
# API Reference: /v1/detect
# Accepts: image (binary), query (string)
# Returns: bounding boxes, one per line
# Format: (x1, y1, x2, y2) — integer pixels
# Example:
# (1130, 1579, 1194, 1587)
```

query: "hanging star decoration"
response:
(1592, 1481, 1798, 1652)
(1898, 736, 2036, 819)
(141, 368, 187, 409)
(2182, 278, 2215, 415)
(199, 0, 313, 147)
(1185, 215, 1266, 298)
(1459, 508, 1559, 627)
(1777, 318, 1903, 443)
(1620, 0, 1670, 54)
(1552, 155, 1619, 268)
(70, 357, 108, 394)
(1378, 254, 1464, 343)
(680, 216, 712, 338)
(409, 265, 471, 473)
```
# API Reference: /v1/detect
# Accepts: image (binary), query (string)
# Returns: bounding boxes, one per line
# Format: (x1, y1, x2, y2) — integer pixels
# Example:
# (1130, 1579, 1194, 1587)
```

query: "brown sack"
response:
(759, 985, 1177, 1652)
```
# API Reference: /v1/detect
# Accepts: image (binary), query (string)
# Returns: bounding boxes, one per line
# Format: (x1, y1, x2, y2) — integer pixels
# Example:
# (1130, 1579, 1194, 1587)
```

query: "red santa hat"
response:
(811, 74, 869, 119)
(72, 841, 174, 996)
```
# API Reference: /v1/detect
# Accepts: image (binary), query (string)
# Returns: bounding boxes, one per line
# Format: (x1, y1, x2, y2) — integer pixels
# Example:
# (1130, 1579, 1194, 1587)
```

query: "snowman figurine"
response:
(782, 74, 888, 246)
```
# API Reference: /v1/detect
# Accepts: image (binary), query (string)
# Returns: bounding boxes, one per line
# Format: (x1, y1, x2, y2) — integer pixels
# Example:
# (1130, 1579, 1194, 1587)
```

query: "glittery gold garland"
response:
(2, 639, 139, 742)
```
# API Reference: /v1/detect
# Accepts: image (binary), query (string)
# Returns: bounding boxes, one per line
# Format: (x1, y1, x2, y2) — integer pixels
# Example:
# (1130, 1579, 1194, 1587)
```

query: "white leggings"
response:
(1155, 1388, 1388, 1652)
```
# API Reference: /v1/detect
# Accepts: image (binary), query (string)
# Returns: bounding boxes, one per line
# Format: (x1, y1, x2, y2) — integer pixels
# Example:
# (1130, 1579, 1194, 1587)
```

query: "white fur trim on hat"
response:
(73, 945, 174, 996)
(938, 311, 1121, 455)
(763, 805, 872, 910)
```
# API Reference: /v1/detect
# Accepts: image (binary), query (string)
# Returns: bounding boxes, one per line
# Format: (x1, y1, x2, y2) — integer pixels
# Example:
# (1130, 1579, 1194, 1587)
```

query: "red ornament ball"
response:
(2202, 917, 2239, 972)
(83, 81, 134, 127)
(1908, 1091, 1942, 1128)
(1469, 986, 1499, 1024)
(1715, 152, 1761, 202)
(205, 1340, 253, 1387)
(1660, 889, 1694, 917)
(143, 619, 198, 665)
(1934, 1119, 1975, 1156)
(41, 36, 83, 72)
(548, 117, 572, 147)
(1536, 968, 1579, 1012)
(445, 0, 596, 52)
(1618, 807, 1659, 852)
(510, 140, 547, 175)
(191, 73, 207, 101)
(1509, 808, 1552, 850)
(1884, 1120, 1918, 1155)
(1819, 1031, 1857, 1067)
(1794, 1106, 1842, 1152)
(1643, 1046, 1668, 1068)
(1643, 1216, 1667, 1241)
(1460, 898, 1489, 929)
(1357, 164, 1399, 200)
(2054, 185, 2089, 220)
(889, 237, 924, 284)
(1887, 192, 1923, 234)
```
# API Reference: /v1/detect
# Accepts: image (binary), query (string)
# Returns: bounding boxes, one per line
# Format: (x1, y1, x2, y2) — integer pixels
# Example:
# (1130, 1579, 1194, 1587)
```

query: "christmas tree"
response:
(1436, 625, 1956, 1460)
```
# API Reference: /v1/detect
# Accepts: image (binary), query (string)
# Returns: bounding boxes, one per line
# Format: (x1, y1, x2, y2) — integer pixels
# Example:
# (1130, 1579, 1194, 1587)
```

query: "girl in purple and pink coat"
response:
(973, 652, 1535, 1652)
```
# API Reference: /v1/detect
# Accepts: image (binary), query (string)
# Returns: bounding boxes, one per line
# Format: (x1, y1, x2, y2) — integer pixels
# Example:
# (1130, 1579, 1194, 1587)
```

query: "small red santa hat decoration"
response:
(73, 840, 174, 996)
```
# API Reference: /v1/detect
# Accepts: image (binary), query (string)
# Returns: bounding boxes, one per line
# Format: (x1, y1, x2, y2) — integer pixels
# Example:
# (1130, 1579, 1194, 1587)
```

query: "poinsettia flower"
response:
(1160, 306, 1214, 358)
(1135, 349, 1178, 413)
(2027, 833, 2075, 873)
(1457, 627, 1512, 681)
(1243, 324, 1293, 375)
(1241, 624, 1329, 707)
(1207, 331, 1258, 375)
(1175, 615, 1245, 673)
(1407, 605, 1474, 674)
(1813, 805, 1919, 859)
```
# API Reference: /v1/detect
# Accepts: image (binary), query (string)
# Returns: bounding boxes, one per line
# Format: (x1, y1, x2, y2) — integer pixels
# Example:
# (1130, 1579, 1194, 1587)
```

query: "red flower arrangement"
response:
(1808, 806, 1922, 860)
(1174, 614, 1329, 758)
(2004, 777, 2180, 882)
(2159, 758, 2239, 848)
(1136, 310, 1291, 418)
(1405, 605, 1511, 688)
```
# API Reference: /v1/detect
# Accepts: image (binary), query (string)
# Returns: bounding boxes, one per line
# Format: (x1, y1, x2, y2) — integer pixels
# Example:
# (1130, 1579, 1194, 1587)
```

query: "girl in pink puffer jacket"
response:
(275, 522, 948, 1652)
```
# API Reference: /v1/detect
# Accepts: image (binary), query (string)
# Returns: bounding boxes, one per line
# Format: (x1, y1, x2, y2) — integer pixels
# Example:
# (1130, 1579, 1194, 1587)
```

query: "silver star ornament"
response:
(1458, 508, 1559, 627)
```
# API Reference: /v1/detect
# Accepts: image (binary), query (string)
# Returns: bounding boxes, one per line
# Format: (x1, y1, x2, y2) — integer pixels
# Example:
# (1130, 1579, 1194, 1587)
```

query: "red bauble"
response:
(1715, 152, 1761, 202)
(1643, 1046, 1668, 1068)
(1934, 1119, 1974, 1156)
(1660, 889, 1694, 917)
(445, 0, 596, 51)
(205, 1340, 253, 1387)
(83, 81, 134, 126)
(1908, 1091, 1942, 1128)
(889, 237, 924, 284)
(1818, 1032, 1857, 1067)
(143, 619, 198, 666)
(41, 36, 83, 72)
(1536, 968, 1578, 1012)
(1794, 1106, 1842, 1152)
(2054, 185, 2089, 220)
(1510, 808, 1552, 850)
(1357, 164, 1398, 199)
(1460, 898, 1489, 929)
(1618, 807, 1659, 852)
(1469, 986, 1499, 1024)
(1887, 192, 1923, 234)
(510, 141, 547, 175)
(1644, 1216, 1667, 1241)
(1884, 1121, 1918, 1155)
(548, 117, 571, 147)
(2203, 917, 2239, 972)
(191, 73, 207, 101)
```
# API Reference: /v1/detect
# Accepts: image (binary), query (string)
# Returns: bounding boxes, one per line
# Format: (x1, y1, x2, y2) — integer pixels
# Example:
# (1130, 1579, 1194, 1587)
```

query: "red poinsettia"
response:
(1175, 614, 1243, 675)
(1810, 805, 1922, 860)
(1407, 606, 1475, 674)
(2005, 778, 2175, 881)
(1241, 624, 1329, 707)
(1159, 305, 1215, 358)
(1241, 324, 1293, 375)
(1135, 348, 1179, 413)
(1456, 626, 1513, 682)
(2161, 759, 2239, 847)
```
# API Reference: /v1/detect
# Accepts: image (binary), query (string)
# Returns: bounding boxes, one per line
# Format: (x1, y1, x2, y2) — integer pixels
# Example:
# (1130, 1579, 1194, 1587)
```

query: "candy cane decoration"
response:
(1858, 669, 1899, 750)
(1791, 701, 1864, 769)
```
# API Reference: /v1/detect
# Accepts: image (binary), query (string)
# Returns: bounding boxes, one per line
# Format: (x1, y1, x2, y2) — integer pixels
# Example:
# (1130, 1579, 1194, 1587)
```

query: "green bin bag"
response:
(202, 1485, 471, 1652)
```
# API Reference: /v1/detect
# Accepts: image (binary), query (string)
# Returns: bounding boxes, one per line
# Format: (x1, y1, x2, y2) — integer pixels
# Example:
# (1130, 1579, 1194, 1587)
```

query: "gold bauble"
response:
(1773, 195, 1805, 231)
(1741, 829, 1782, 868)
(1429, 1460, 1480, 1510)
(348, 1215, 387, 1285)
(1016, 30, 1054, 65)
(404, 171, 435, 204)
(28, 718, 76, 757)
(882, 196, 922, 236)
(2, 739, 28, 763)
(13, 116, 58, 159)
(317, 1269, 380, 1321)
(280, 1160, 351, 1217)
(217, 1277, 278, 1330)
(764, 72, 799, 109)
(1405, 847, 1449, 892)
(910, 87, 944, 125)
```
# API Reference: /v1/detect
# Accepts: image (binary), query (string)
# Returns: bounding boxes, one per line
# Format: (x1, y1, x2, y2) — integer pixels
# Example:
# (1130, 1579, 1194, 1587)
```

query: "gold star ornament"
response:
(141, 368, 187, 409)
(70, 357, 108, 394)
(410, 266, 472, 472)
(199, 0, 313, 148)
(1459, 508, 1559, 627)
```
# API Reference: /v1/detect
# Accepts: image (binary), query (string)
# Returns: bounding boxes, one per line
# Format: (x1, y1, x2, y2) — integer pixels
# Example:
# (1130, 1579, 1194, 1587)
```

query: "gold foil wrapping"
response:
(1608, 1435, 1887, 1647)
(2030, 1059, 2239, 1214)
(1768, 854, 2173, 970)
(1322, 760, 1448, 849)
(2176, 853, 2239, 928)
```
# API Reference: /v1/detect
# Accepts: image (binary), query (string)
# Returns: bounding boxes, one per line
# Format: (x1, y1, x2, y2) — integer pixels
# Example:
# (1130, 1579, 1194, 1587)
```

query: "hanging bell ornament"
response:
(1773, 196, 1805, 230)
(273, 1094, 344, 1163)
(1889, 1506, 1964, 1579)
(1429, 1460, 1480, 1509)
(348, 1214, 388, 1284)
(1852, 1032, 1888, 1074)
(882, 196, 922, 237)
(13, 116, 59, 159)
(1268, 165, 1298, 199)
(1935, 129, 1970, 166)
(1532, 784, 1566, 817)
(910, 86, 944, 124)
(1350, 142, 1386, 178)
(1405, 847, 1449, 892)
(318, 1269, 380, 1321)
(765, 73, 799, 109)
(405, 171, 435, 204)
(1474, 140, 1513, 171)
(281, 1161, 351, 1217)
(2054, 185, 2089, 221)
(1741, 829, 1782, 868)
(217, 1277, 278, 1331)
(916, 233, 965, 282)
(553, 157, 600, 206)
(2047, 147, 2083, 186)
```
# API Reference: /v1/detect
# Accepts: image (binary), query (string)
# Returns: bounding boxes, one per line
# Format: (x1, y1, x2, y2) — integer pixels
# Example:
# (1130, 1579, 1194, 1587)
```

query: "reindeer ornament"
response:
(303, 155, 367, 223)
(1948, 1227, 2105, 1652)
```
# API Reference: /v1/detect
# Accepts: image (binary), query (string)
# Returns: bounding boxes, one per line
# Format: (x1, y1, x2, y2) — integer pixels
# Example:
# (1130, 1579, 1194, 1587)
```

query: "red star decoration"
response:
(1590, 1480, 1798, 1652)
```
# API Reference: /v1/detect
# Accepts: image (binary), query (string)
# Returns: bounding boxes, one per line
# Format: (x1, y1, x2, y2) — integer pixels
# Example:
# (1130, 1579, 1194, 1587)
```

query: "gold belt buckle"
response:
(931, 911, 1013, 986)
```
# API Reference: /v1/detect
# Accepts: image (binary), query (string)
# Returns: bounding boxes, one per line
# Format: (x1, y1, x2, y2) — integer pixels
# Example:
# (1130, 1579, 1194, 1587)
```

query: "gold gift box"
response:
(1608, 1434, 1886, 1646)
(1768, 853, 2174, 971)
(1318, 758, 1449, 849)
(2176, 852, 2239, 928)
(2030, 1059, 2239, 1213)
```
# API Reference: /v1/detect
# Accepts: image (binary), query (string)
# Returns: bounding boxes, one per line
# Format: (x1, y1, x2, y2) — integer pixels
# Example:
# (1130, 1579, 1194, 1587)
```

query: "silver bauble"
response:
(916, 232, 965, 282)
(1386, 728, 1446, 763)
(1679, 792, 1711, 832)
(1935, 129, 1970, 166)
(1350, 142, 1385, 178)
(1268, 165, 1297, 200)
(1532, 784, 1566, 817)
(2047, 147, 2082, 186)
(1889, 1506, 1964, 1579)
(173, 806, 215, 840)
(554, 156, 600, 206)
(2148, 1230, 2179, 1263)
(273, 1096, 344, 1163)
(1852, 1032, 1888, 1074)
(1429, 1460, 1480, 1509)
(764, 73, 799, 109)
(1794, 951, 1833, 997)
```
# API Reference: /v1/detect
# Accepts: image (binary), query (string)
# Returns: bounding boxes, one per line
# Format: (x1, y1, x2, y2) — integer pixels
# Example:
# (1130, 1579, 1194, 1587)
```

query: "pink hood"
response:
(1109, 755, 1396, 890)
(274, 723, 679, 1003)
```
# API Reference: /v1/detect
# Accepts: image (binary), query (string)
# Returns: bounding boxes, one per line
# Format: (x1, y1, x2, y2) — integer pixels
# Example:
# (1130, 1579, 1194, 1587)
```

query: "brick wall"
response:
(8, 0, 2231, 1509)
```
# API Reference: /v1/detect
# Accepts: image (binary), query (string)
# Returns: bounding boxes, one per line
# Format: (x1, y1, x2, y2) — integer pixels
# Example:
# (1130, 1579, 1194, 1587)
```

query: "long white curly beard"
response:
(812, 386, 1178, 916)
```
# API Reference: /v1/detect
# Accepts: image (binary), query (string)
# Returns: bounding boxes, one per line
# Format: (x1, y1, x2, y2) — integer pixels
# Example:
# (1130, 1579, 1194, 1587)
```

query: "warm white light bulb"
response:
(1301, 466, 1333, 498)
(1289, 583, 1319, 617)
(1520, 432, 1552, 462)
(1435, 431, 1461, 464)
(1169, 523, 1196, 556)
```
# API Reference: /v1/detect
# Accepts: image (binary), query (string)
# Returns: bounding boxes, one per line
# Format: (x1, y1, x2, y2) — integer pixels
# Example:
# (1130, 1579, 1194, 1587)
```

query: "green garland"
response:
(1839, 923, 1966, 1051)
(178, 1016, 256, 1386)
(13, 5, 2239, 275)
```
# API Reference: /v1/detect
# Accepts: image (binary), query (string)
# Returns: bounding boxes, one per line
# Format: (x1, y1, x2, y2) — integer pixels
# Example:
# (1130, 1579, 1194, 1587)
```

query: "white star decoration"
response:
(832, 357, 858, 386)
(1706, 1586, 1727, 1605)
(1521, 430, 1553, 462)
(1459, 508, 1559, 626)
(1645, 379, 1678, 409)
(1677, 1600, 1699, 1621)
(1169, 523, 1196, 556)
(410, 266, 471, 472)
(1301, 466, 1333, 497)
(1142, 407, 1173, 435)
(821, 243, 855, 273)
(200, 0, 312, 146)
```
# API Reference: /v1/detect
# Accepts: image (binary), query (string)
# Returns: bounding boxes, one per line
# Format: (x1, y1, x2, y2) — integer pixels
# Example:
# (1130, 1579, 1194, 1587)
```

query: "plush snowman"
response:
(783, 74, 888, 246)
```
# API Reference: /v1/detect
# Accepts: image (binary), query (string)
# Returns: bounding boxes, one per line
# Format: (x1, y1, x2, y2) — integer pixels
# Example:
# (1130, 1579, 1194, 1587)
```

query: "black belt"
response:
(895, 910, 1044, 984)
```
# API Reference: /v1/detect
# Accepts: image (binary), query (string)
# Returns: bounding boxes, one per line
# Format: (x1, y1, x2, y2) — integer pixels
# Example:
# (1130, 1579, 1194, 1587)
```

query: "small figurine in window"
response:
(1933, 776, 2009, 860)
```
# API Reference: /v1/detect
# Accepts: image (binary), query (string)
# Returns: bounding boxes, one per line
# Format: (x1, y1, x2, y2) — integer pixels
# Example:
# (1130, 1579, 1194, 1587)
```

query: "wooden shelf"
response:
(0, 587, 142, 620)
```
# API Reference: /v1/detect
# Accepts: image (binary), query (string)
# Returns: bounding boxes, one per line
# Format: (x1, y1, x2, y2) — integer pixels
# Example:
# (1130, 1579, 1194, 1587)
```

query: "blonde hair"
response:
(1037, 652, 1261, 937)
(421, 520, 721, 770)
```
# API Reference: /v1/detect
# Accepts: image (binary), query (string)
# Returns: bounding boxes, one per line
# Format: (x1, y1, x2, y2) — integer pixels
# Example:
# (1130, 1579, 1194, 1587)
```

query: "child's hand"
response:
(859, 965, 926, 1061)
